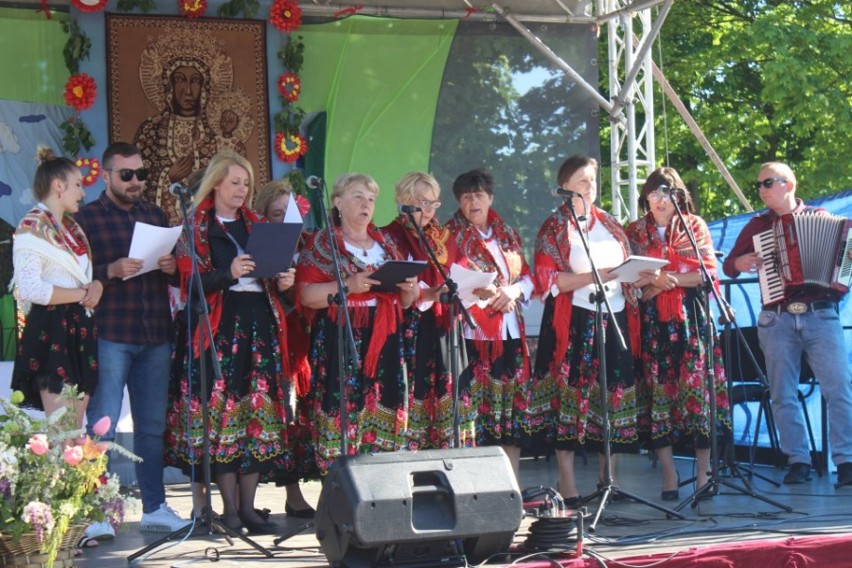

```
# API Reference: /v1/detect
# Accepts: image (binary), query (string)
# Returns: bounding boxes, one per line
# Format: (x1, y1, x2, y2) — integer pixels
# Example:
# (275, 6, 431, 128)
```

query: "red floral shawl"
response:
(175, 195, 300, 393)
(534, 203, 641, 371)
(295, 223, 406, 378)
(626, 212, 719, 322)
(445, 208, 532, 359)
(381, 215, 466, 328)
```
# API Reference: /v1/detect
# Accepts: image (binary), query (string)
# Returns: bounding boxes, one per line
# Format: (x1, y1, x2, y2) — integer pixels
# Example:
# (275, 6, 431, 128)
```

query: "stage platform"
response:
(75, 451, 852, 567)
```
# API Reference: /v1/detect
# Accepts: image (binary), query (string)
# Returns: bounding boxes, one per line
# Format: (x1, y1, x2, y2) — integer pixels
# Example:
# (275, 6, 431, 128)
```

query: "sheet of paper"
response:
(125, 222, 182, 280)
(449, 263, 497, 304)
(283, 193, 303, 224)
(609, 255, 669, 283)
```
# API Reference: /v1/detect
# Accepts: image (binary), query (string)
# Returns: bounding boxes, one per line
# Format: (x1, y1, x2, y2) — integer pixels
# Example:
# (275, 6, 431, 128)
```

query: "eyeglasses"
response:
(416, 199, 442, 211)
(754, 177, 787, 191)
(647, 190, 671, 203)
(106, 168, 149, 182)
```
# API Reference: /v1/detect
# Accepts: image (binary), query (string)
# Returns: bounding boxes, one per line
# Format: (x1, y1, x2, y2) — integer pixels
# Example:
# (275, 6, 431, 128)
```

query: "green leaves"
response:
(218, 0, 260, 19)
(61, 19, 90, 75)
(115, 0, 156, 12)
(60, 117, 95, 157)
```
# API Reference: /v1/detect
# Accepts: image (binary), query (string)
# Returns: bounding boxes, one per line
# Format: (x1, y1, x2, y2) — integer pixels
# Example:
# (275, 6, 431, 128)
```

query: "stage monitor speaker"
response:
(315, 446, 523, 568)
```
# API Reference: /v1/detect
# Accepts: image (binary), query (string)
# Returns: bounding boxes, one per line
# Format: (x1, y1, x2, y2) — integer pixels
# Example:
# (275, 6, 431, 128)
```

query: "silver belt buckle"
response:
(786, 302, 808, 315)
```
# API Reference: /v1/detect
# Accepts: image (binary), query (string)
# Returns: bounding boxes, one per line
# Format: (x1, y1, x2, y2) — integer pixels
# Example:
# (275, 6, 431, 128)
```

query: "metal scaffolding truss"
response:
(299, 0, 680, 220)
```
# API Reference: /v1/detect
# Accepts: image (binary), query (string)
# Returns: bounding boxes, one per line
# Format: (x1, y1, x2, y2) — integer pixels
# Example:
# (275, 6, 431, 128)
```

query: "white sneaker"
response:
(84, 520, 115, 541)
(139, 503, 192, 533)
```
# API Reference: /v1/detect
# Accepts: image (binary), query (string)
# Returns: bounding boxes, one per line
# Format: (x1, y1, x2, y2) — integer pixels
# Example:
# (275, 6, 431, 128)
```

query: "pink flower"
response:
(26, 434, 49, 456)
(91, 416, 111, 437)
(63, 446, 84, 466)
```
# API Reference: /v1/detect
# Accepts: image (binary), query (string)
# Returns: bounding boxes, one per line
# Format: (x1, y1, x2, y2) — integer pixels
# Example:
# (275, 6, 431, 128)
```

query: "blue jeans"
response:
(758, 307, 852, 467)
(86, 339, 172, 513)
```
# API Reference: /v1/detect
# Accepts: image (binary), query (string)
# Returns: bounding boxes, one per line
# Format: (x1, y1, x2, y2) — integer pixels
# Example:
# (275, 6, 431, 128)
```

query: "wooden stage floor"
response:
(76, 452, 852, 567)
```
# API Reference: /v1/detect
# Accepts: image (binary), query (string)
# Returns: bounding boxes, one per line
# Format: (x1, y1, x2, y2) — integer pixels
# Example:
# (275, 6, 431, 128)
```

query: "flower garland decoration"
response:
(75, 158, 101, 187)
(277, 72, 301, 103)
(269, 0, 302, 33)
(64, 73, 97, 112)
(179, 0, 207, 18)
(274, 132, 308, 163)
(71, 0, 108, 12)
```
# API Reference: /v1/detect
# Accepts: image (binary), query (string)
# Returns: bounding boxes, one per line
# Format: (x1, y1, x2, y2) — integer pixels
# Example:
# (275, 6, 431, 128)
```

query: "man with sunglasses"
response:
(76, 142, 192, 532)
(723, 162, 852, 489)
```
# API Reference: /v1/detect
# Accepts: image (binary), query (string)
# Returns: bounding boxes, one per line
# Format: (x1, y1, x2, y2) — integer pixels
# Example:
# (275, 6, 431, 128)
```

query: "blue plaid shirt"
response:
(75, 191, 176, 345)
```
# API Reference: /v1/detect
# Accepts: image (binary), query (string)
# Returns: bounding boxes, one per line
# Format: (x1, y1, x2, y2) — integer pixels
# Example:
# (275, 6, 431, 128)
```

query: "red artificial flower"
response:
(71, 0, 108, 12)
(64, 73, 97, 112)
(269, 0, 302, 33)
(75, 157, 101, 187)
(274, 132, 308, 163)
(277, 73, 301, 103)
(179, 0, 207, 18)
(294, 194, 311, 217)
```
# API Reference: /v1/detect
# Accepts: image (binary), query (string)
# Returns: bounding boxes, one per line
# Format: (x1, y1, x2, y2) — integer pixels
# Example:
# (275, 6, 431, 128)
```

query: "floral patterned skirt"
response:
(11, 303, 98, 410)
(308, 309, 409, 475)
(404, 309, 476, 450)
(637, 292, 731, 450)
(164, 292, 303, 482)
(533, 301, 639, 453)
(462, 334, 541, 448)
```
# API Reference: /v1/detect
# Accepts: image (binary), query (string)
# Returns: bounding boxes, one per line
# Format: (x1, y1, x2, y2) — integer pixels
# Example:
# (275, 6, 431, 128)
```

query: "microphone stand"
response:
(561, 198, 683, 531)
(313, 179, 360, 458)
(403, 210, 476, 447)
(716, 292, 782, 488)
(668, 195, 791, 513)
(128, 190, 273, 562)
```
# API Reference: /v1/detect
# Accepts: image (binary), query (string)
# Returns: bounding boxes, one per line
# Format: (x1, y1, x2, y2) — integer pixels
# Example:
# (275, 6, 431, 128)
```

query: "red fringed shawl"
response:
(625, 212, 719, 322)
(175, 195, 302, 394)
(381, 215, 466, 328)
(533, 203, 641, 372)
(295, 223, 406, 379)
(445, 208, 532, 361)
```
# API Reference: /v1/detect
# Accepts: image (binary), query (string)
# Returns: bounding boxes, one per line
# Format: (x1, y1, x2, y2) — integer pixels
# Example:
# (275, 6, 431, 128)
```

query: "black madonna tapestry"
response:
(106, 14, 270, 225)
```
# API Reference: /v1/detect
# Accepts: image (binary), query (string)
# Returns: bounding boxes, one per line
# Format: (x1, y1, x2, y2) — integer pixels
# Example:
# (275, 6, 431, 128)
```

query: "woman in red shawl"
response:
(164, 150, 297, 535)
(533, 155, 640, 506)
(625, 167, 730, 501)
(297, 173, 419, 474)
(381, 171, 474, 449)
(445, 168, 538, 483)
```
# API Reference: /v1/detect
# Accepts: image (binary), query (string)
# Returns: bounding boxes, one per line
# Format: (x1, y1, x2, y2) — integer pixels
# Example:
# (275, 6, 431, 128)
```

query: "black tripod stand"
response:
(128, 189, 273, 563)
(666, 192, 791, 513)
(560, 198, 683, 531)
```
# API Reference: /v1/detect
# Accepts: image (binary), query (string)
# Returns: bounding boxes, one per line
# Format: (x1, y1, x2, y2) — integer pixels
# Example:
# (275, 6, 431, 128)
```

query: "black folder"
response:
(370, 260, 428, 292)
(245, 222, 302, 278)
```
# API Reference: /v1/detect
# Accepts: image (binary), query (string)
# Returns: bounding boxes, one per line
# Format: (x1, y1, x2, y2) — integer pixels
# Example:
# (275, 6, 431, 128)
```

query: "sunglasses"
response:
(647, 191, 671, 203)
(106, 168, 149, 182)
(754, 177, 787, 191)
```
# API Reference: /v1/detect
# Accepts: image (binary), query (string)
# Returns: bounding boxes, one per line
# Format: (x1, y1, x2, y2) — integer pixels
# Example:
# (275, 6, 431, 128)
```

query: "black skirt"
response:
(11, 303, 98, 410)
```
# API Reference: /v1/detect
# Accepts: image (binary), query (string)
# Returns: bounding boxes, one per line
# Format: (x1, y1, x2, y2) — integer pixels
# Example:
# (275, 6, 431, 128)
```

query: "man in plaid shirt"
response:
(77, 142, 191, 533)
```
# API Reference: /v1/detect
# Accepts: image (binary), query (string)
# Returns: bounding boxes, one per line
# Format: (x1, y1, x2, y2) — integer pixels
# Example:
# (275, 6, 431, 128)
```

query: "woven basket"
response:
(0, 524, 86, 567)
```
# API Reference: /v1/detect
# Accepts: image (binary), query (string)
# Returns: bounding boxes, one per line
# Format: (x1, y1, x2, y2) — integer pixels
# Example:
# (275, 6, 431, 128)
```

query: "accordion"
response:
(753, 211, 852, 305)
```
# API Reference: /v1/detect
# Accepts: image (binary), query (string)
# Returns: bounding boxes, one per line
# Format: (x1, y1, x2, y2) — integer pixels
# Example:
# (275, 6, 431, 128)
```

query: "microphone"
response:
(169, 182, 195, 199)
(551, 187, 582, 199)
(398, 204, 422, 214)
(306, 175, 322, 189)
(657, 184, 685, 198)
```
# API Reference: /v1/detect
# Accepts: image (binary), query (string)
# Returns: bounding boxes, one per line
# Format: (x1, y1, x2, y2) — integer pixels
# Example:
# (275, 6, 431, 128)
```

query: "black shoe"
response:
(661, 489, 679, 501)
(783, 463, 812, 485)
(835, 463, 852, 489)
(285, 502, 316, 519)
(240, 516, 280, 535)
(562, 495, 583, 508)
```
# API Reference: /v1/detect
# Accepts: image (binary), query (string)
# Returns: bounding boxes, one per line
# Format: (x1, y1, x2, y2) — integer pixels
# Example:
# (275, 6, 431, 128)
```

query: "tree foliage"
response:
(639, 1, 851, 220)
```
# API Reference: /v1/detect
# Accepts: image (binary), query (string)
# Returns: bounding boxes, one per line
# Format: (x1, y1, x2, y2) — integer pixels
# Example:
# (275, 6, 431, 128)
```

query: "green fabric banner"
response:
(299, 16, 457, 225)
(0, 8, 69, 105)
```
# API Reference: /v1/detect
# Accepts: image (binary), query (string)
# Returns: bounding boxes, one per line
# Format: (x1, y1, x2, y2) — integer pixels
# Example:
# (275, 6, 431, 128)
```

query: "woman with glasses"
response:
(381, 171, 473, 449)
(532, 155, 640, 505)
(445, 168, 536, 483)
(625, 166, 730, 501)
(297, 173, 419, 474)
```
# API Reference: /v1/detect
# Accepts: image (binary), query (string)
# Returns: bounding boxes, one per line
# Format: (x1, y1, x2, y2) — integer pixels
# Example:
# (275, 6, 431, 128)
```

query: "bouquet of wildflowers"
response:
(0, 387, 137, 567)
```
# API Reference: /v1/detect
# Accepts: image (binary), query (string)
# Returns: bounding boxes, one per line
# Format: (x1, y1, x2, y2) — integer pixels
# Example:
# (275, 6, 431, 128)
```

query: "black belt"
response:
(764, 300, 838, 315)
